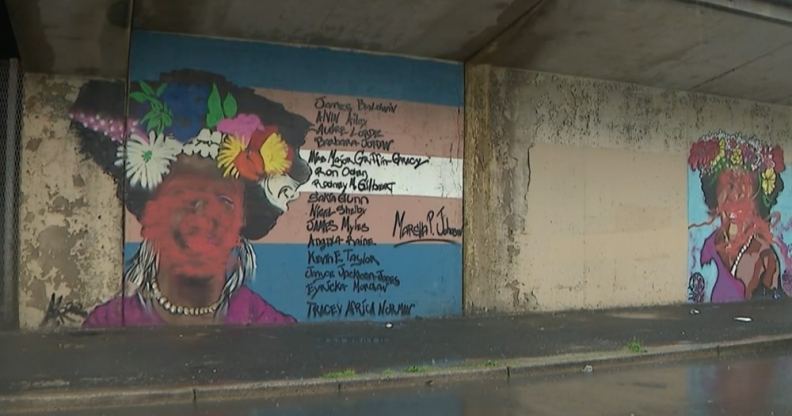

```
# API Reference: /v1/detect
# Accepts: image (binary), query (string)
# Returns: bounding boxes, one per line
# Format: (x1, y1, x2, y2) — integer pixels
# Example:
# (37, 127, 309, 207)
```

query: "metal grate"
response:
(1, 58, 22, 329)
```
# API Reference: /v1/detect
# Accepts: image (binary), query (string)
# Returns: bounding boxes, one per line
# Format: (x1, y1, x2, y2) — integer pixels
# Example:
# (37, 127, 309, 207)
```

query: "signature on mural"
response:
(688, 132, 790, 302)
(70, 71, 312, 326)
(392, 206, 463, 246)
(40, 293, 87, 327)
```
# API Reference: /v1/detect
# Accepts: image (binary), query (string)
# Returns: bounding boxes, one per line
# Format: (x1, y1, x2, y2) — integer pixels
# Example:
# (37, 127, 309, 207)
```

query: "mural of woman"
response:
(69, 70, 311, 326)
(688, 132, 787, 302)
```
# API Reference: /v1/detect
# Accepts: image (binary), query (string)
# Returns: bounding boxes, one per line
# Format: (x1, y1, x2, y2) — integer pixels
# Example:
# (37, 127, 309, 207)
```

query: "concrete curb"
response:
(3, 333, 792, 413)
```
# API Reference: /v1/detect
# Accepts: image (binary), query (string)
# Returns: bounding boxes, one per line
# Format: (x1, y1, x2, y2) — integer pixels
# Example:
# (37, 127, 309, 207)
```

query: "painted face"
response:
(716, 169, 758, 239)
(263, 174, 301, 212)
(141, 174, 245, 278)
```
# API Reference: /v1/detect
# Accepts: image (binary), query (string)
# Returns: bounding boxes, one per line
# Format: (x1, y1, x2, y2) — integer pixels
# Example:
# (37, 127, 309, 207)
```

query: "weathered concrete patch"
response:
(17, 74, 123, 329)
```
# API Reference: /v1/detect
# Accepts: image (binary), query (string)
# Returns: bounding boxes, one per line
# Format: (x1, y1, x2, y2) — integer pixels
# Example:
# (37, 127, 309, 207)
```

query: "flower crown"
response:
(689, 132, 785, 197)
(79, 81, 295, 192)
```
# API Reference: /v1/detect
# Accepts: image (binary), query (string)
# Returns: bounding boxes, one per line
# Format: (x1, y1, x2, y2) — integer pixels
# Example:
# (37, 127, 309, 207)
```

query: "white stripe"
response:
(299, 149, 462, 199)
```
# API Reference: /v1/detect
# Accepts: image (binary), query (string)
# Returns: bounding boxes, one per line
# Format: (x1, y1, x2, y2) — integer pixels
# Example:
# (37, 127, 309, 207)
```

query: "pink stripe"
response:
(257, 194, 462, 244)
(256, 88, 463, 159)
(125, 194, 462, 245)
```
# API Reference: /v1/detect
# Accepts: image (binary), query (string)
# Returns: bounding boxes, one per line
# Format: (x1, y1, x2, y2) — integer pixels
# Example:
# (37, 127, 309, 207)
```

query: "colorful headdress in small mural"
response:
(69, 70, 312, 239)
(688, 131, 785, 216)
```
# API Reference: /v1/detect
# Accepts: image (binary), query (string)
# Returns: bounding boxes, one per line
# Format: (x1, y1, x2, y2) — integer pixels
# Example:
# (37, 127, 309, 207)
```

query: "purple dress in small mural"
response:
(700, 232, 745, 302)
(83, 287, 296, 328)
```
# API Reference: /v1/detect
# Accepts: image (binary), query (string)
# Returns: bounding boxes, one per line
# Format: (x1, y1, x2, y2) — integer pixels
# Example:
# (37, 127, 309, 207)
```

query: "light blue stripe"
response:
(130, 31, 463, 107)
(123, 243, 462, 322)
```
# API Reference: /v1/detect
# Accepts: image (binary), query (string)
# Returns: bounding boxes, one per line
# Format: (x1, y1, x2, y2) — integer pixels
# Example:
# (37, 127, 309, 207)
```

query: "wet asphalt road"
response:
(36, 350, 792, 416)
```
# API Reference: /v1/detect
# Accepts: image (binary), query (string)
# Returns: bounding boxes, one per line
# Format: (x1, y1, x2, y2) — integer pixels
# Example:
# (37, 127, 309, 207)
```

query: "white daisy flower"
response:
(182, 128, 223, 159)
(115, 131, 182, 191)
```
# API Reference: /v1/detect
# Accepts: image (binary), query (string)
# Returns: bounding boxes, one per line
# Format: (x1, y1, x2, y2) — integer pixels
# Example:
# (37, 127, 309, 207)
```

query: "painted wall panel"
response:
(68, 32, 463, 327)
(687, 132, 791, 303)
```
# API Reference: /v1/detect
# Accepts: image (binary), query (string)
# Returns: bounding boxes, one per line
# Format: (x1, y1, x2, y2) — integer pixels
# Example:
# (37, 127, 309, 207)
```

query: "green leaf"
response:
(140, 81, 155, 96)
(223, 93, 238, 118)
(156, 115, 167, 133)
(206, 83, 223, 128)
(206, 112, 222, 130)
(140, 112, 155, 125)
(160, 103, 173, 126)
(155, 83, 167, 97)
(130, 91, 148, 103)
(141, 113, 160, 132)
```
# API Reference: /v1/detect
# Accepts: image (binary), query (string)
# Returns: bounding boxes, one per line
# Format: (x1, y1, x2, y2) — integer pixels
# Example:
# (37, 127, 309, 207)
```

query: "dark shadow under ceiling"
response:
(5, 0, 792, 105)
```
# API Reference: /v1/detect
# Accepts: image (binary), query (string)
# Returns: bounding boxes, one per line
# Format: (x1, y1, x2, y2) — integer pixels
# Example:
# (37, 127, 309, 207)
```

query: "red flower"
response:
(689, 139, 719, 170)
(771, 145, 785, 173)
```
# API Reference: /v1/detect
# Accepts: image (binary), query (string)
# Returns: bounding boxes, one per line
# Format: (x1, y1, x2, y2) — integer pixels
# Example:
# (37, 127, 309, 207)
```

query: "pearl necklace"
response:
(149, 278, 221, 316)
(730, 234, 754, 277)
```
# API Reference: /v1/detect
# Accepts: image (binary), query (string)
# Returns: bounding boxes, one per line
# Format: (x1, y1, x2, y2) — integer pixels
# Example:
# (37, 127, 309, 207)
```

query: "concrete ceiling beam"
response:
(470, 0, 792, 105)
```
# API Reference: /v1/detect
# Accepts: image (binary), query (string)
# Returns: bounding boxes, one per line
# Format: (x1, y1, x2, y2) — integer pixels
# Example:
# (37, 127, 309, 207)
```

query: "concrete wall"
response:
(18, 74, 122, 329)
(18, 62, 792, 329)
(465, 65, 792, 313)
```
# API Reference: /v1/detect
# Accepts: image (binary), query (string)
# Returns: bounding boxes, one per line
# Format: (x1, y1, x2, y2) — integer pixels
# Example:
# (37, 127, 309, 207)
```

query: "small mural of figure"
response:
(688, 132, 788, 302)
(69, 70, 312, 326)
(687, 273, 706, 304)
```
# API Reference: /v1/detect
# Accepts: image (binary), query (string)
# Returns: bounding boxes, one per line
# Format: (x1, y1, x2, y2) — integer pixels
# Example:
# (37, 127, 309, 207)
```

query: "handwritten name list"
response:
(303, 96, 419, 320)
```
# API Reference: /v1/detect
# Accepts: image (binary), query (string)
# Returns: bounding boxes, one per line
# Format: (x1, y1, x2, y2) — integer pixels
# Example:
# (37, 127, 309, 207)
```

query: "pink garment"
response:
(701, 231, 746, 302)
(83, 286, 296, 327)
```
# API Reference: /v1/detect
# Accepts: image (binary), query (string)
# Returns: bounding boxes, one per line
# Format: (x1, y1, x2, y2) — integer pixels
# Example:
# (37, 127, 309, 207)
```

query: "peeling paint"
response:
(18, 74, 123, 329)
(25, 137, 42, 151)
(72, 174, 85, 187)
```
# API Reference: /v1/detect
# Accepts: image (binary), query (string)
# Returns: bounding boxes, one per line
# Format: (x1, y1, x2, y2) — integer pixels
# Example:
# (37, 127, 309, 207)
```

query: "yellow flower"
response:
(762, 168, 776, 195)
(259, 132, 292, 176)
(730, 148, 742, 166)
(217, 136, 246, 178)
